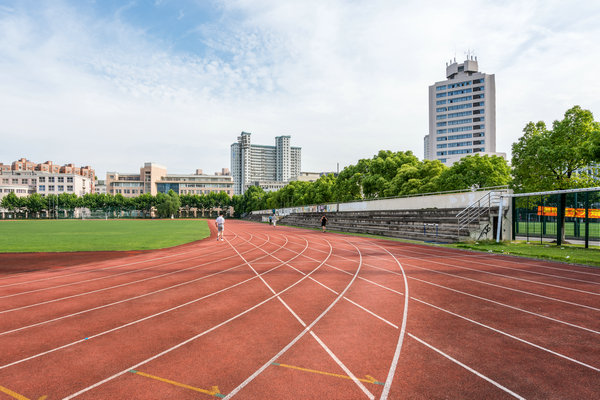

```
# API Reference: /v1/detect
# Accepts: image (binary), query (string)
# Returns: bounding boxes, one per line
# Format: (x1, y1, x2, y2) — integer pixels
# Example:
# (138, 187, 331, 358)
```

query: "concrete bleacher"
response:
(276, 208, 495, 243)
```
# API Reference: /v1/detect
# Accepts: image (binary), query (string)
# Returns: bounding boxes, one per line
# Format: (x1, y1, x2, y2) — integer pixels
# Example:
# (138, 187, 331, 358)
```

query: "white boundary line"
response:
(0, 233, 246, 296)
(61, 230, 337, 399)
(407, 333, 525, 399)
(301, 244, 600, 333)
(235, 236, 375, 399)
(385, 247, 600, 296)
(0, 233, 286, 336)
(0, 232, 240, 288)
(1, 231, 312, 370)
(223, 238, 364, 400)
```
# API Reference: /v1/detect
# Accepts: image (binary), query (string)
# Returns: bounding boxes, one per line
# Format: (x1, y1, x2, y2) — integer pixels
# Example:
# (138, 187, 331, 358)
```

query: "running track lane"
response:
(0, 220, 598, 399)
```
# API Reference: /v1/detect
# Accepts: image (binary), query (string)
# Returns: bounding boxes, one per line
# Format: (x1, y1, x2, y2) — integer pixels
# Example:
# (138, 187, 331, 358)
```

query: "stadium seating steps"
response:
(273, 208, 494, 243)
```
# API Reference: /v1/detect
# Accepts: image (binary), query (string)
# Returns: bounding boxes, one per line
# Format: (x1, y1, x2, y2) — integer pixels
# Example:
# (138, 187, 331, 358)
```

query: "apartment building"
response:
(0, 158, 95, 200)
(424, 57, 505, 165)
(231, 132, 302, 195)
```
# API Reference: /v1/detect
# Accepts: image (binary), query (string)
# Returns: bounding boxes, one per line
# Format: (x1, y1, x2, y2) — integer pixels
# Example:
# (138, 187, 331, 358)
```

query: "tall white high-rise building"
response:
(231, 132, 301, 195)
(424, 56, 504, 165)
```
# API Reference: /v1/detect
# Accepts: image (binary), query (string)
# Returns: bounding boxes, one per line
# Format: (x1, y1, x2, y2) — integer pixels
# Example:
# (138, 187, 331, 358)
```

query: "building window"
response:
(447, 95, 472, 104)
(437, 129, 447, 134)
(1, 179, 7, 184)
(448, 126, 472, 133)
(48, 177, 55, 183)
(58, 185, 64, 192)
(12, 179, 18, 184)
(448, 118, 472, 125)
(436, 85, 447, 91)
(436, 137, 447, 141)
(435, 92, 447, 98)
(39, 177, 45, 183)
(436, 107, 447, 112)
(436, 115, 447, 120)
(21, 179, 28, 184)
(39, 185, 45, 191)
(437, 144, 447, 148)
(67, 185, 73, 191)
(448, 103, 472, 111)
(58, 177, 64, 183)
(67, 177, 74, 183)
(49, 185, 55, 191)
(436, 100, 446, 105)
(436, 122, 447, 127)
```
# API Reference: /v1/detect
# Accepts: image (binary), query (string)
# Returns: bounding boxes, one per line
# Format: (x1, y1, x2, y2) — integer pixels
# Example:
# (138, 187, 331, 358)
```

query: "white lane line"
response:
(467, 253, 600, 277)
(343, 297, 398, 329)
(397, 260, 600, 312)
(291, 244, 600, 327)
(0, 234, 286, 336)
(0, 233, 272, 314)
(407, 333, 526, 400)
(223, 239, 367, 400)
(372, 244, 409, 400)
(453, 256, 600, 285)
(61, 231, 337, 399)
(407, 274, 600, 335)
(229, 235, 375, 399)
(0, 234, 247, 299)
(0, 233, 301, 369)
(330, 260, 600, 372)
(0, 235, 236, 288)
(411, 296, 600, 372)
(387, 248, 600, 296)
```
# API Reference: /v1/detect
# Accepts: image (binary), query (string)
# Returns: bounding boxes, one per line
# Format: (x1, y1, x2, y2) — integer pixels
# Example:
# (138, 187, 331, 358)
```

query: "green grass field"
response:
(0, 219, 211, 252)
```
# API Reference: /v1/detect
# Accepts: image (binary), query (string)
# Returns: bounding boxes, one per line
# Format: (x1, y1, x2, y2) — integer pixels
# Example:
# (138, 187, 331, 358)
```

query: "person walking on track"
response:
(320, 214, 328, 232)
(215, 213, 225, 241)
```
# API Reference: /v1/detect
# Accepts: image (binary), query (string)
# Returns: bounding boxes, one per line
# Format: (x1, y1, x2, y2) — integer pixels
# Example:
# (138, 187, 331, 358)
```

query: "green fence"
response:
(512, 188, 600, 248)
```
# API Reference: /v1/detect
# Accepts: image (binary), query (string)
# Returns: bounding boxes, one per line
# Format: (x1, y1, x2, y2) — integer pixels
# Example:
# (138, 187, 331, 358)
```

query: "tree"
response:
(1, 192, 24, 215)
(26, 193, 46, 217)
(436, 154, 510, 192)
(156, 190, 181, 218)
(511, 106, 600, 243)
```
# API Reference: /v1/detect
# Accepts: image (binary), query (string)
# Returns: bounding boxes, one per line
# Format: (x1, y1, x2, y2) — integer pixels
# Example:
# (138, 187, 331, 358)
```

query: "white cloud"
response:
(0, 0, 599, 179)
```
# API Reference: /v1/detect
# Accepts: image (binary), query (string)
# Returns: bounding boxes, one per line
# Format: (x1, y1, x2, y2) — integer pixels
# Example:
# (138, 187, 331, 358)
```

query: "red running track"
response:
(0, 220, 598, 399)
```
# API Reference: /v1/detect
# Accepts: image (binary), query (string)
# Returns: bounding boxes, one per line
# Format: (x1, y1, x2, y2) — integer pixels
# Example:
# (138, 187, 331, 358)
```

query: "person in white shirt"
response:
(215, 213, 225, 241)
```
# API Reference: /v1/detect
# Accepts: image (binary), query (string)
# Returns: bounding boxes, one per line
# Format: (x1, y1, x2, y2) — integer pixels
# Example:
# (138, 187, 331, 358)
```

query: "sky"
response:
(1, 0, 599, 179)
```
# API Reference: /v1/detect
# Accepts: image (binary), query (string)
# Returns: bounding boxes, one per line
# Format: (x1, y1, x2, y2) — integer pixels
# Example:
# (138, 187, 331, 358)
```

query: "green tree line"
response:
(1, 190, 231, 219)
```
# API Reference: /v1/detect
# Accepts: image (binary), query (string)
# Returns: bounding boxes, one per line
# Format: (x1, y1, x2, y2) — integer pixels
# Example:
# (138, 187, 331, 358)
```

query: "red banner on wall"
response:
(537, 206, 600, 219)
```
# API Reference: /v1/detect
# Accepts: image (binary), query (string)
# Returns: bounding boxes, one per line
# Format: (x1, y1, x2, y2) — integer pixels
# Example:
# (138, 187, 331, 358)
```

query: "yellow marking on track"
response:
(272, 363, 383, 385)
(38, 397, 47, 400)
(130, 370, 223, 397)
(0, 385, 30, 400)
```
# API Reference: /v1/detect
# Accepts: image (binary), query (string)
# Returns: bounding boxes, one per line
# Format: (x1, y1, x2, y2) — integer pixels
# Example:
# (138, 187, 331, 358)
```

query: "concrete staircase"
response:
(277, 208, 495, 243)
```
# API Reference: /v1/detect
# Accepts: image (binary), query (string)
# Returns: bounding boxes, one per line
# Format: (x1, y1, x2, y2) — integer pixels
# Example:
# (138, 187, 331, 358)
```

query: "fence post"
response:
(512, 197, 516, 240)
(557, 194, 563, 246)
(585, 191, 589, 249)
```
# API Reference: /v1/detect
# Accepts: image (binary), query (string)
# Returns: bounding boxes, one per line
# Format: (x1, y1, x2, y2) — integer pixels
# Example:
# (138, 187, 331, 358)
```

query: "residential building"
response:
(95, 180, 107, 195)
(106, 163, 233, 197)
(231, 132, 302, 195)
(0, 170, 93, 200)
(424, 56, 505, 165)
(7, 158, 95, 183)
(0, 158, 95, 200)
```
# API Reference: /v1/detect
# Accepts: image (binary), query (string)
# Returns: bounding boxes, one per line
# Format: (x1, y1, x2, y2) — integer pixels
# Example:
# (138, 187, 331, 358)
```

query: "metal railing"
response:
(456, 190, 505, 238)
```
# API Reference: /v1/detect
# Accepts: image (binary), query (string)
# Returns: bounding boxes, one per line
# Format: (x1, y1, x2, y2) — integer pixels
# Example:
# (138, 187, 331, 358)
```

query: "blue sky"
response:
(1, 0, 599, 178)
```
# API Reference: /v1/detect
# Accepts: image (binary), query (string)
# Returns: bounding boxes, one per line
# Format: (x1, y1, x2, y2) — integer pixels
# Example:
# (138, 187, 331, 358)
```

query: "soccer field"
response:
(0, 219, 211, 252)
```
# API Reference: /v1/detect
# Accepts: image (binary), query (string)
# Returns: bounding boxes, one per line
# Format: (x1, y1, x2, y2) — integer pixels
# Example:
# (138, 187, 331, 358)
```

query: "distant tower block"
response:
(424, 55, 504, 166)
